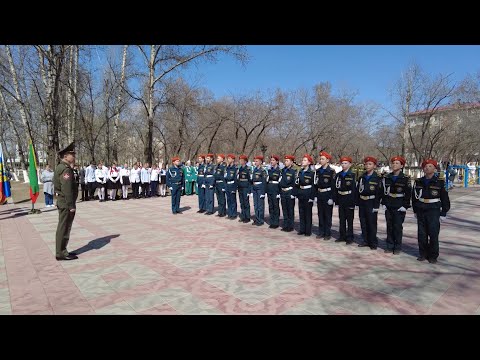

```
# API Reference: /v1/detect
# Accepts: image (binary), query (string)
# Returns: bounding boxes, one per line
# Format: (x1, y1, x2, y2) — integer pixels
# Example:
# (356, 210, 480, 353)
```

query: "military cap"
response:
(239, 155, 248, 161)
(58, 142, 75, 158)
(303, 154, 313, 164)
(390, 156, 406, 166)
(421, 159, 438, 168)
(254, 155, 264, 161)
(284, 155, 295, 161)
(340, 156, 353, 163)
(217, 154, 225, 160)
(319, 151, 332, 160)
(227, 154, 236, 160)
(172, 156, 180, 162)
(363, 156, 378, 165)
(270, 155, 279, 161)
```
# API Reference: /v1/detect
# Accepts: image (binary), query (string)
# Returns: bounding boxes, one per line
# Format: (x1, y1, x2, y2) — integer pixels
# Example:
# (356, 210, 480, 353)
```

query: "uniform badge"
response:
(305, 179, 310, 184)
(346, 181, 351, 186)
(431, 190, 438, 196)
(324, 178, 329, 183)
(370, 185, 375, 191)
(397, 187, 403, 193)
(63, 173, 71, 180)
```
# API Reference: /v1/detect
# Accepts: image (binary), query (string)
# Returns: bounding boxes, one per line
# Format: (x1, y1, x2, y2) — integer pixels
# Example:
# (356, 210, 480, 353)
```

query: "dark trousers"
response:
(338, 205, 354, 241)
(132, 182, 140, 198)
(171, 185, 181, 213)
(215, 184, 226, 215)
(87, 182, 96, 200)
(226, 189, 237, 217)
(385, 206, 406, 250)
(298, 199, 313, 235)
(252, 188, 265, 224)
(150, 181, 158, 196)
(267, 193, 280, 226)
(417, 208, 441, 260)
(205, 184, 215, 213)
(81, 183, 87, 200)
(281, 193, 295, 230)
(238, 188, 251, 221)
(317, 198, 333, 236)
(359, 202, 378, 247)
(141, 182, 150, 197)
(198, 183, 206, 210)
(44, 192, 54, 205)
(56, 207, 76, 258)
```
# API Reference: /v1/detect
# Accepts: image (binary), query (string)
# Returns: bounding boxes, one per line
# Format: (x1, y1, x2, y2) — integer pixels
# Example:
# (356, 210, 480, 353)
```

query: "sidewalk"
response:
(1, 189, 479, 315)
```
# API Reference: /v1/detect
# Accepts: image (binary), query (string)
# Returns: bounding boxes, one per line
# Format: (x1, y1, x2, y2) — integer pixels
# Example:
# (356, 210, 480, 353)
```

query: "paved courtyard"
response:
(0, 188, 479, 315)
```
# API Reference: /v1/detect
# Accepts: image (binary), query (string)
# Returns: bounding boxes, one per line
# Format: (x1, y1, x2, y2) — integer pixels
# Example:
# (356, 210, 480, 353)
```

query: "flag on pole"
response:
(0, 143, 12, 205)
(28, 141, 39, 204)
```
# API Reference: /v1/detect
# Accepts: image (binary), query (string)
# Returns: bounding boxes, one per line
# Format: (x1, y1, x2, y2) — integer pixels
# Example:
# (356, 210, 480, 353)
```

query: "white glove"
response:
(372, 208, 379, 213)
(247, 193, 252, 197)
(349, 207, 356, 210)
(290, 195, 295, 199)
(260, 195, 265, 198)
(222, 188, 225, 192)
(308, 199, 314, 203)
(209, 186, 214, 189)
(201, 184, 206, 188)
(276, 194, 280, 199)
(327, 199, 334, 206)
(182, 187, 184, 190)
(231, 191, 236, 194)
(397, 206, 407, 212)
(169, 187, 173, 190)
(382, 205, 387, 211)
(440, 216, 446, 222)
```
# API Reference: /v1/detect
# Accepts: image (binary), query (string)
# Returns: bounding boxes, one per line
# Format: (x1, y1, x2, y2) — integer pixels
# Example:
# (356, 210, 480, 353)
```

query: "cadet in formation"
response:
(225, 154, 238, 220)
(237, 155, 252, 223)
(196, 154, 206, 213)
(356, 156, 383, 250)
(184, 160, 195, 195)
(412, 159, 450, 263)
(166, 157, 185, 214)
(251, 155, 267, 226)
(315, 151, 335, 240)
(214, 154, 227, 217)
(333, 156, 356, 244)
(266, 155, 281, 229)
(295, 154, 315, 236)
(280, 155, 296, 232)
(381, 156, 411, 255)
(204, 154, 216, 215)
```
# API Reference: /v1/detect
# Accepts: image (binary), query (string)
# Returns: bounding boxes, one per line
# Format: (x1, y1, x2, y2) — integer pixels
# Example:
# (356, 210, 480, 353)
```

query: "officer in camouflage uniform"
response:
(54, 142, 79, 261)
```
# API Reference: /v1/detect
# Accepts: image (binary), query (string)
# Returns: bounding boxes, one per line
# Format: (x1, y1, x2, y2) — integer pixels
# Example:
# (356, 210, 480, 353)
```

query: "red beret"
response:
(171, 157, 180, 162)
(270, 154, 279, 161)
(390, 156, 406, 166)
(227, 154, 236, 160)
(421, 159, 438, 168)
(239, 155, 248, 161)
(206, 153, 215, 158)
(284, 155, 295, 161)
(363, 156, 378, 165)
(319, 151, 332, 160)
(217, 154, 225, 160)
(254, 155, 264, 161)
(340, 156, 353, 163)
(303, 154, 313, 164)
(197, 154, 206, 160)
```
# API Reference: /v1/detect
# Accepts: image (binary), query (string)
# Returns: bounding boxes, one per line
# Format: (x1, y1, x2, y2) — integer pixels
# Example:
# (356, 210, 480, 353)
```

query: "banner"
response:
(0, 143, 12, 205)
(28, 141, 39, 204)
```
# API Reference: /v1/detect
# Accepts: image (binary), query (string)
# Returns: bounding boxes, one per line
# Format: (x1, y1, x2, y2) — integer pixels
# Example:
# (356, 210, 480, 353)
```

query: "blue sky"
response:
(184, 45, 480, 110)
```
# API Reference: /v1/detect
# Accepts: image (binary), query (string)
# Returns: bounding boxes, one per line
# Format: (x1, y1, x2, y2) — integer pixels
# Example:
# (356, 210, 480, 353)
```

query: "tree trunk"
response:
(145, 45, 155, 164)
(113, 45, 127, 163)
